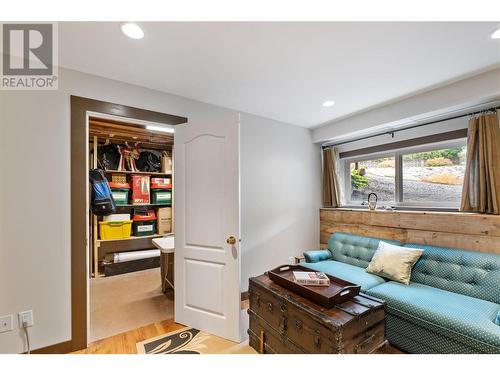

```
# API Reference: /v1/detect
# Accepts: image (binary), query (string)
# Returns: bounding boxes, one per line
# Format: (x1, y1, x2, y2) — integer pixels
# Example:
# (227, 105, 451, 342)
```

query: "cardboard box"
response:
(157, 207, 172, 234)
(161, 153, 172, 173)
(157, 207, 172, 219)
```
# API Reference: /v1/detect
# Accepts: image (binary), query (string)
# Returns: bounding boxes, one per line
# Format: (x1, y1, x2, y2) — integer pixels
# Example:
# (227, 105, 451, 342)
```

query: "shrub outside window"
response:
(349, 157, 395, 203)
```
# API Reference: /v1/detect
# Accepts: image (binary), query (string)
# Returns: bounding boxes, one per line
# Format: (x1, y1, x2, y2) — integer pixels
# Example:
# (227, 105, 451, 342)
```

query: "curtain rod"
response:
(321, 105, 500, 149)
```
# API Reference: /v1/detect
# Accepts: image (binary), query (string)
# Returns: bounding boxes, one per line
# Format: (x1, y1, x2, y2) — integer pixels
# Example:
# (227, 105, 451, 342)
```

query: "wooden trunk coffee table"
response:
(248, 272, 388, 354)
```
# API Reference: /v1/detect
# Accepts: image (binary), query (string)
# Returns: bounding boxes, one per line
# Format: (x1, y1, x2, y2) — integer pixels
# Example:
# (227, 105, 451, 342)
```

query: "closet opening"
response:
(87, 114, 176, 343)
(71, 95, 187, 351)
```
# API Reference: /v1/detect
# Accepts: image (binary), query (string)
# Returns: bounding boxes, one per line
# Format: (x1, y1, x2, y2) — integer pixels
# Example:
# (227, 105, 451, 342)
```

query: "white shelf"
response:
(104, 170, 172, 176)
(97, 233, 171, 244)
(115, 203, 171, 208)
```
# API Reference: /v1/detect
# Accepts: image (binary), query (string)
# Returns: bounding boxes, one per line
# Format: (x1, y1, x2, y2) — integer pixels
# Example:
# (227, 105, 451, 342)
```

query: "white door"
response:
(174, 117, 241, 342)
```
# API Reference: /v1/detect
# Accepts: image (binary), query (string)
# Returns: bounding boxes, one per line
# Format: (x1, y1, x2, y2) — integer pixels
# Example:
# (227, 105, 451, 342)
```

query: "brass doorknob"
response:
(226, 236, 237, 245)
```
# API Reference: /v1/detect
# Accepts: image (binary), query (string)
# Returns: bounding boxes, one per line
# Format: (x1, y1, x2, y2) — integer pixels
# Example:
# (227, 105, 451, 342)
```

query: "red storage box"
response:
(132, 209, 157, 221)
(108, 181, 130, 189)
(151, 177, 172, 189)
(131, 175, 150, 204)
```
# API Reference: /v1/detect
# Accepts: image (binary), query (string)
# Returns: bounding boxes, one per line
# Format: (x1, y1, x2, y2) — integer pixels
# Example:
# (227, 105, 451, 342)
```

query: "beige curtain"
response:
(322, 147, 342, 207)
(460, 112, 500, 214)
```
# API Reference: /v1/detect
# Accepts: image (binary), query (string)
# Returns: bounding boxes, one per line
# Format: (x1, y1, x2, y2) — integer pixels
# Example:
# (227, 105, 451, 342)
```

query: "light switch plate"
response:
(0, 315, 13, 333)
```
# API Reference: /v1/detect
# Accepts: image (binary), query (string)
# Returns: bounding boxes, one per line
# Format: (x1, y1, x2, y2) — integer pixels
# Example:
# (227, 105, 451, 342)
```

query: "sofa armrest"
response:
(303, 249, 332, 263)
(495, 310, 500, 326)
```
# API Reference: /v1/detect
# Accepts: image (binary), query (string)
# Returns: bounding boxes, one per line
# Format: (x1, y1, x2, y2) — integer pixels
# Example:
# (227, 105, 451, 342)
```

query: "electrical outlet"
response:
(0, 315, 13, 333)
(18, 310, 34, 328)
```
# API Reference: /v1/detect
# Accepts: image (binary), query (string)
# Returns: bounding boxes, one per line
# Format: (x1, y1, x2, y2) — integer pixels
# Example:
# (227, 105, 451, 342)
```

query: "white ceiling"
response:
(59, 22, 500, 127)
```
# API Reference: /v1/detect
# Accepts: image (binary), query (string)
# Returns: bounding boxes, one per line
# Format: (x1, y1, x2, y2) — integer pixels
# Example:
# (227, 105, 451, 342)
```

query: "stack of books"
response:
(292, 271, 330, 286)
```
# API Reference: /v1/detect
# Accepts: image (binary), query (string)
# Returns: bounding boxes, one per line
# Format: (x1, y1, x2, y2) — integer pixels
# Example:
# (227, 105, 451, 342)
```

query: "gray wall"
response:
(240, 113, 322, 292)
(0, 68, 319, 353)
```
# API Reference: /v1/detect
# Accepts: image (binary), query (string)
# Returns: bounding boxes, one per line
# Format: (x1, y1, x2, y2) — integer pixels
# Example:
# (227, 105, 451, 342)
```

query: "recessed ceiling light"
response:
(146, 125, 175, 134)
(322, 100, 335, 107)
(121, 23, 144, 40)
(491, 28, 500, 39)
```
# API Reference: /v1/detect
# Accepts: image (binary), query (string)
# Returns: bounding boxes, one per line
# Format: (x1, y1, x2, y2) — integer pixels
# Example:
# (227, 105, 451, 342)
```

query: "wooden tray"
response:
(267, 264, 361, 308)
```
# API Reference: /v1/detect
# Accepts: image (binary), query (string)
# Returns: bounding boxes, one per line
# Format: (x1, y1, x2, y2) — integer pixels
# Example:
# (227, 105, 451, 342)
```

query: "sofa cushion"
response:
(366, 241, 423, 284)
(303, 249, 332, 263)
(386, 313, 497, 354)
(405, 243, 500, 304)
(305, 260, 386, 291)
(366, 281, 500, 351)
(328, 232, 401, 268)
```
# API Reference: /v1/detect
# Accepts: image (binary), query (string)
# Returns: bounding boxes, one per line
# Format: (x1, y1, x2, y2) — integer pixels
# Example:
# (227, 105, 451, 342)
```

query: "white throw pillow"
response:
(366, 241, 423, 285)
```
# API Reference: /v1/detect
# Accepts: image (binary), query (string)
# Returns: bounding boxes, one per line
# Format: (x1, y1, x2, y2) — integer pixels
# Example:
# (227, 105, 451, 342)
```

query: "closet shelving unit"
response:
(89, 117, 175, 278)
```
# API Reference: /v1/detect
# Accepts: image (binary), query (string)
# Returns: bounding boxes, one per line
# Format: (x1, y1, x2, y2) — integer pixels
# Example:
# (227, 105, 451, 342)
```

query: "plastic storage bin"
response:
(99, 220, 133, 240)
(109, 182, 130, 205)
(103, 213, 131, 222)
(132, 210, 157, 237)
(151, 178, 172, 189)
(151, 189, 172, 205)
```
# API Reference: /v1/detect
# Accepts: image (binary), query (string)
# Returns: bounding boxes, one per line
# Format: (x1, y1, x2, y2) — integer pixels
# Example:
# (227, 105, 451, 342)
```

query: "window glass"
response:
(402, 145, 466, 204)
(349, 157, 395, 202)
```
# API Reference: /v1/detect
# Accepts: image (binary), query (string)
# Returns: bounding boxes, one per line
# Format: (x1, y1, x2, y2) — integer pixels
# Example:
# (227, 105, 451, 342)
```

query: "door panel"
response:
(185, 259, 224, 316)
(174, 117, 241, 342)
(185, 135, 224, 249)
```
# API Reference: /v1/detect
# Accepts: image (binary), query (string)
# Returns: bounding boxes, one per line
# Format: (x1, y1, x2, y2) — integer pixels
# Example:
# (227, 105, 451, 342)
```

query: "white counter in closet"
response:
(153, 236, 175, 292)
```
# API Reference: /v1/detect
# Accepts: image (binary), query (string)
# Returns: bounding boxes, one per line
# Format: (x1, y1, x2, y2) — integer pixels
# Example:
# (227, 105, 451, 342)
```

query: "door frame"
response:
(70, 95, 187, 351)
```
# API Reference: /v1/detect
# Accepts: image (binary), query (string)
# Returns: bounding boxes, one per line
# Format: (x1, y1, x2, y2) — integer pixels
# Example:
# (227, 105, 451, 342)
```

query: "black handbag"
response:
(97, 144, 121, 171)
(136, 151, 162, 172)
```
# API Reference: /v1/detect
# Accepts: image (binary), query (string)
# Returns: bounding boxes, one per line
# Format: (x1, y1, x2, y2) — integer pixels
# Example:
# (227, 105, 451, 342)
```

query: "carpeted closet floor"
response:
(90, 268, 173, 343)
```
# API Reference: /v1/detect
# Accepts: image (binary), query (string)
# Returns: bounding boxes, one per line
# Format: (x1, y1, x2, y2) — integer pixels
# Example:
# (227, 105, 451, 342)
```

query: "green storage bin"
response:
(111, 188, 130, 205)
(151, 188, 172, 205)
(132, 220, 157, 237)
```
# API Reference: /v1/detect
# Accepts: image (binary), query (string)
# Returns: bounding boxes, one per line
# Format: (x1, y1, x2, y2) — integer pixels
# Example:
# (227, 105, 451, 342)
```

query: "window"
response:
(402, 145, 466, 204)
(343, 139, 467, 208)
(348, 156, 395, 203)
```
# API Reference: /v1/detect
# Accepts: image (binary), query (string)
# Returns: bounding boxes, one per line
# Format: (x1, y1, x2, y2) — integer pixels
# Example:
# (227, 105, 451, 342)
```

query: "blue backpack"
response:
(89, 169, 116, 215)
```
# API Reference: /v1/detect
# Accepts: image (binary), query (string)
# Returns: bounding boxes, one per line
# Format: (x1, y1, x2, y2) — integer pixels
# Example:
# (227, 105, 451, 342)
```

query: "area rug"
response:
(136, 327, 255, 354)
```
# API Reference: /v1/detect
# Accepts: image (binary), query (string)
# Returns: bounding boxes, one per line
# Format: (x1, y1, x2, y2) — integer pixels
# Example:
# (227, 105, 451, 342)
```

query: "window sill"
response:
(328, 205, 462, 213)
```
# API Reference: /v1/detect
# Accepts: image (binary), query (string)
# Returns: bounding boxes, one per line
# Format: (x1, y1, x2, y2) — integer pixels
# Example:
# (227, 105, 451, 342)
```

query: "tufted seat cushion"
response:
(305, 260, 386, 291)
(366, 281, 500, 353)
(405, 243, 500, 304)
(328, 232, 401, 268)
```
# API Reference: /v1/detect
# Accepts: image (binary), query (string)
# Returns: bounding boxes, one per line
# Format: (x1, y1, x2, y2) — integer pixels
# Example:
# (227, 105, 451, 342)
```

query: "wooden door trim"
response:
(71, 95, 186, 351)
(31, 340, 73, 354)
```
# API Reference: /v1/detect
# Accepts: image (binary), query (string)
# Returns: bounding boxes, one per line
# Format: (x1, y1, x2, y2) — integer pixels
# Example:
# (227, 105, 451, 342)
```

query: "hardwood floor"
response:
(73, 299, 404, 354)
(73, 319, 185, 354)
(73, 318, 403, 354)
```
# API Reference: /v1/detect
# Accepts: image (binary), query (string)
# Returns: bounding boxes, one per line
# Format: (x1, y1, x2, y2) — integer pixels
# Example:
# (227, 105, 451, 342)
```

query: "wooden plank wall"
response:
(320, 208, 500, 254)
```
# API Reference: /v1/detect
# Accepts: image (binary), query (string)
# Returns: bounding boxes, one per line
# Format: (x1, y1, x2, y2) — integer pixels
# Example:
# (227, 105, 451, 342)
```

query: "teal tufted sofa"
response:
(304, 232, 500, 354)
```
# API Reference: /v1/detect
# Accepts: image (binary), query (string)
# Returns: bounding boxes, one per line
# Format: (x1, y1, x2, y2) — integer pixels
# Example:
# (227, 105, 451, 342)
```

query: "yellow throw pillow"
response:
(366, 241, 423, 285)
